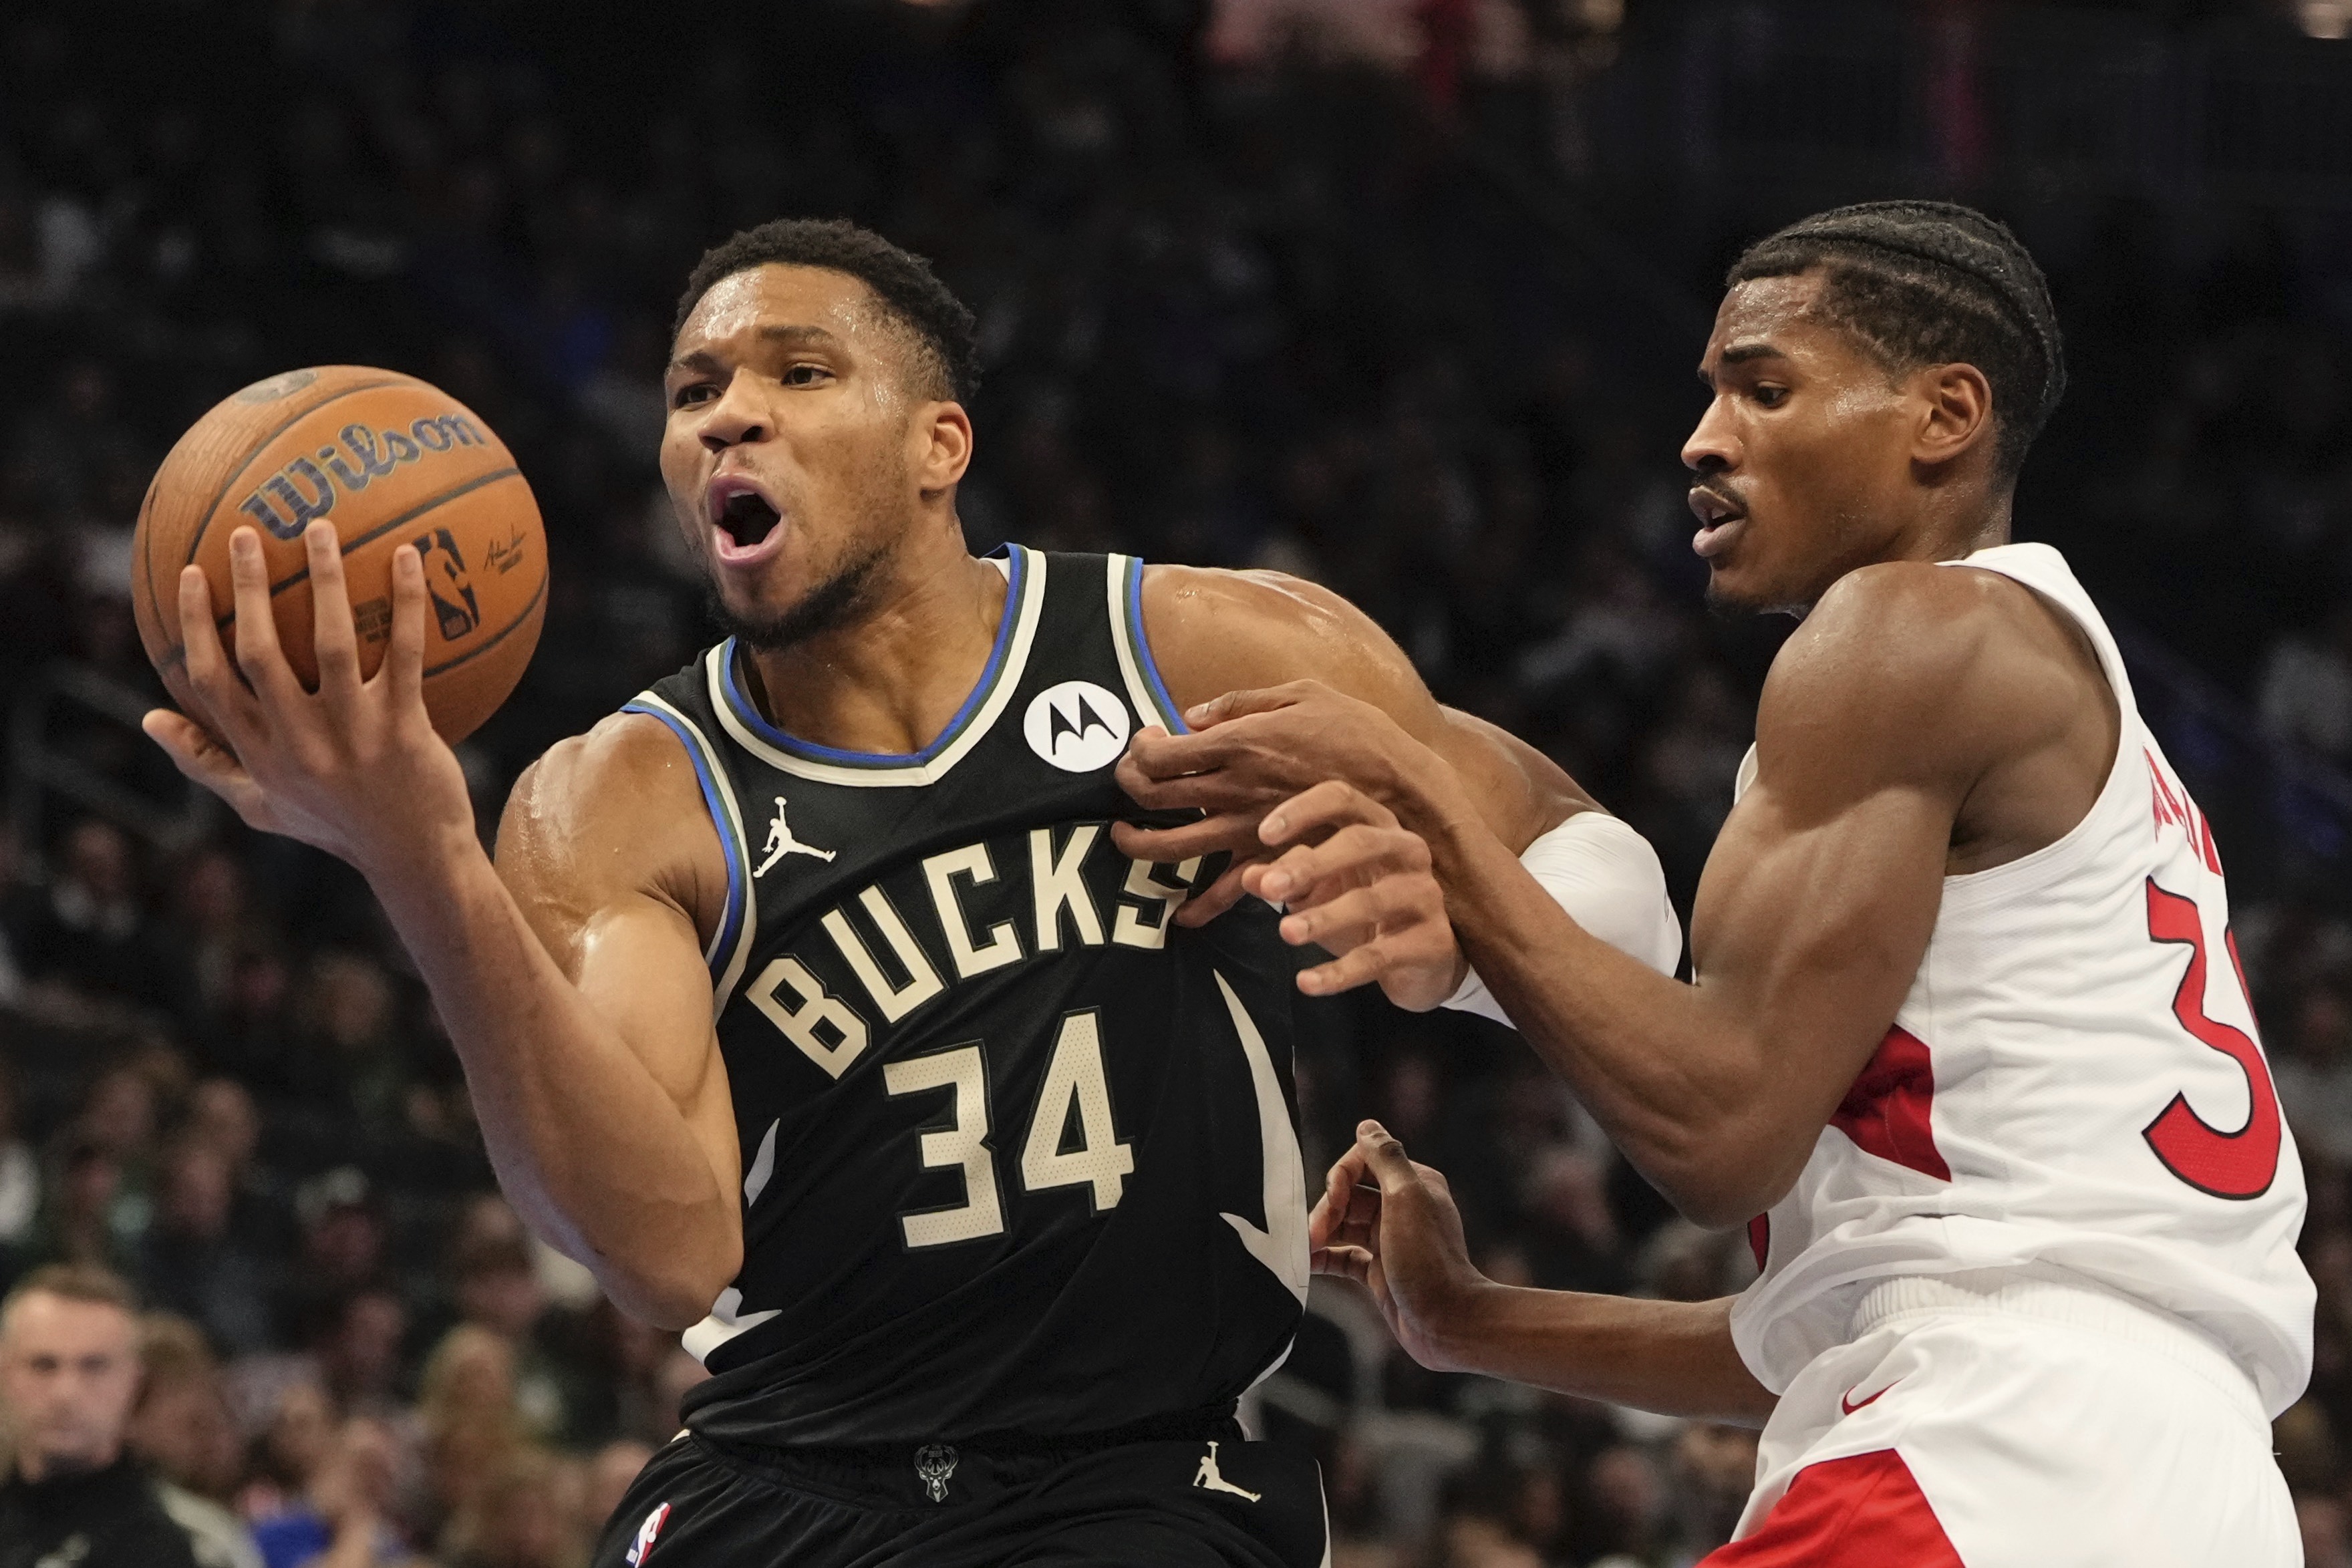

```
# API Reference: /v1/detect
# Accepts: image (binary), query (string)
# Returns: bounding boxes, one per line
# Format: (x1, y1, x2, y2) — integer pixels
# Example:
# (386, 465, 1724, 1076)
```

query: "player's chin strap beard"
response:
(712, 538, 893, 655)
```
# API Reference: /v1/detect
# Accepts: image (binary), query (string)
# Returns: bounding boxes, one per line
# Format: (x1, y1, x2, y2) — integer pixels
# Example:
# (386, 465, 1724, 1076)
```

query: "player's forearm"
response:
(1433, 1285, 1772, 1425)
(361, 833, 740, 1325)
(1404, 786, 1791, 1226)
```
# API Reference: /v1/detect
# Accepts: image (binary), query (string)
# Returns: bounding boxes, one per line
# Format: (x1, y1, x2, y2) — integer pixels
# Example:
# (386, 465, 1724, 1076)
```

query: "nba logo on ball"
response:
(1024, 681, 1129, 772)
(624, 1501, 670, 1564)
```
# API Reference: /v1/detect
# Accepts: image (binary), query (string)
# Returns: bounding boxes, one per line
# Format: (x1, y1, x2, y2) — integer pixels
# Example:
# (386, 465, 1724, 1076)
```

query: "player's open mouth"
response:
(1688, 485, 1747, 559)
(708, 476, 787, 567)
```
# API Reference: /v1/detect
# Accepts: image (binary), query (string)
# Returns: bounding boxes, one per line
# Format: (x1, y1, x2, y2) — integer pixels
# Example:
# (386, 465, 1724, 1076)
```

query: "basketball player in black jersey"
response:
(142, 218, 1673, 1566)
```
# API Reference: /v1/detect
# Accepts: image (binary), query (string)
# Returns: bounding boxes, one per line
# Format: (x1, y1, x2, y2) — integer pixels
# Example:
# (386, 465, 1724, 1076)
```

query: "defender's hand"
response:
(143, 521, 476, 881)
(1243, 782, 1465, 1010)
(1113, 681, 1453, 927)
(1310, 1120, 1489, 1372)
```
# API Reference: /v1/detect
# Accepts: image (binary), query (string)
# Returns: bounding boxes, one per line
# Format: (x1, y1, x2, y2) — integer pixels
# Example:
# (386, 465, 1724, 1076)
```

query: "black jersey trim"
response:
(702, 547, 1048, 788)
(624, 693, 754, 1001)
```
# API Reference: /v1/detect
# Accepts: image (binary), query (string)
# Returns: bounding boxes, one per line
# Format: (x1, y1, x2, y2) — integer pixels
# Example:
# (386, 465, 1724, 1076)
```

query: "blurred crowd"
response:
(7, 1, 2352, 1565)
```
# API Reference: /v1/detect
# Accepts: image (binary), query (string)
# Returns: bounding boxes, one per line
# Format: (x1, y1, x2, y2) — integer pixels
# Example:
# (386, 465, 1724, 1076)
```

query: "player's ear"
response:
(1912, 362, 1994, 471)
(914, 400, 974, 496)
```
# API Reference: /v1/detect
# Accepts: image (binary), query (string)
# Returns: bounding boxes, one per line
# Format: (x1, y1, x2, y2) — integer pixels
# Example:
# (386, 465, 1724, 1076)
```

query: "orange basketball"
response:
(132, 365, 546, 746)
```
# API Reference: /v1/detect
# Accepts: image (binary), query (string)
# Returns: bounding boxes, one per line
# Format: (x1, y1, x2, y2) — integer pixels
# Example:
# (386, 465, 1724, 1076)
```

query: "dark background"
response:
(8, 2, 2352, 1563)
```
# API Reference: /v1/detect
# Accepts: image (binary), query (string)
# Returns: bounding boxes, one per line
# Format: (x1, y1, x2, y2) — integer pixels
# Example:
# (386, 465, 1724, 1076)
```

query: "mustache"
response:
(1688, 477, 1747, 516)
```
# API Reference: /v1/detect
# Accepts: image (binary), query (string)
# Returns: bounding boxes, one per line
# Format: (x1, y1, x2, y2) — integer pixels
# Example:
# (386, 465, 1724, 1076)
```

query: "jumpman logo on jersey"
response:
(1191, 1441, 1261, 1502)
(754, 796, 835, 877)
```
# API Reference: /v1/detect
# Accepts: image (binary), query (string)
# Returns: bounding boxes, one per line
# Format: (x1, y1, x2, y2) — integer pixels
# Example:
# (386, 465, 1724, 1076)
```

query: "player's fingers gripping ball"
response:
(133, 365, 547, 744)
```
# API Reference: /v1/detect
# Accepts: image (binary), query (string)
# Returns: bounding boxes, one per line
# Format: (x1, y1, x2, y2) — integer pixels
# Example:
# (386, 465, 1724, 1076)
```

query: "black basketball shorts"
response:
(593, 1423, 1328, 1568)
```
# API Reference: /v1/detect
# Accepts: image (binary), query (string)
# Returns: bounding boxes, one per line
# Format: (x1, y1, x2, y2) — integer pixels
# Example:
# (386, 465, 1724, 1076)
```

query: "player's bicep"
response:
(1690, 581, 1979, 1138)
(495, 739, 742, 1184)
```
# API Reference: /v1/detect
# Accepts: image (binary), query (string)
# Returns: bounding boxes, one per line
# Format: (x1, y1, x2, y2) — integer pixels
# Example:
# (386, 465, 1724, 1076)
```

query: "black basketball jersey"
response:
(623, 546, 1313, 1448)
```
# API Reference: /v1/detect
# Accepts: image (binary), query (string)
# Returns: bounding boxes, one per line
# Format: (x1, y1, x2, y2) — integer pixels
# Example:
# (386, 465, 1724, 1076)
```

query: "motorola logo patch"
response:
(1023, 680, 1131, 772)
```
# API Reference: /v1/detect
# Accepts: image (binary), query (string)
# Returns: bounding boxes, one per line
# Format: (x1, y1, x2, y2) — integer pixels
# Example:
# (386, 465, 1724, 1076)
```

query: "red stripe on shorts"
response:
(1699, 1449, 1963, 1566)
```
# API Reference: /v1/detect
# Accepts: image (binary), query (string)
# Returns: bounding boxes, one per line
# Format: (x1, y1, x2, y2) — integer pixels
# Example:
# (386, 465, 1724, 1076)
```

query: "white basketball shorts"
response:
(1703, 1266, 2296, 1566)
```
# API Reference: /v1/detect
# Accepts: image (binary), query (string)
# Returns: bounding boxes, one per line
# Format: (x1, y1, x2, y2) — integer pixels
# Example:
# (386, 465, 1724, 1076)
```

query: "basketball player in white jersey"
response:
(1117, 202, 2314, 1563)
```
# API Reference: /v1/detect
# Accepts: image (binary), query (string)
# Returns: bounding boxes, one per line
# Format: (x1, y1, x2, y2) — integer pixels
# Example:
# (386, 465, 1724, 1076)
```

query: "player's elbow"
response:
(1633, 1126, 1805, 1233)
(591, 1225, 744, 1331)
(607, 1251, 741, 1332)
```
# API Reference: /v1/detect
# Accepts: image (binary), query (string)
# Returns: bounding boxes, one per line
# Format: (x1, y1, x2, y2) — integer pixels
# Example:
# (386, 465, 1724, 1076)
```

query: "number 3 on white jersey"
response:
(885, 1009, 1135, 1249)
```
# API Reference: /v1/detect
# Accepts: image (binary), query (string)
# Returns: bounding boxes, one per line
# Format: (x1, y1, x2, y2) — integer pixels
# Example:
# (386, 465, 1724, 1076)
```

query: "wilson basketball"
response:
(131, 365, 546, 745)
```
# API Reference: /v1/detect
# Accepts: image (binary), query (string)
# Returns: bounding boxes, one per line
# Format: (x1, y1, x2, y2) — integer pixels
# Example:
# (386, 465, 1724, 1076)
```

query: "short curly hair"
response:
(1727, 200, 2065, 480)
(673, 218, 982, 404)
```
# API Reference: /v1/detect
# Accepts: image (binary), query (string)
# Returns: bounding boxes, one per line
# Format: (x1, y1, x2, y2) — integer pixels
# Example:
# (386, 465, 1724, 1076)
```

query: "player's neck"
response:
(736, 545, 1010, 755)
(1890, 489, 2013, 569)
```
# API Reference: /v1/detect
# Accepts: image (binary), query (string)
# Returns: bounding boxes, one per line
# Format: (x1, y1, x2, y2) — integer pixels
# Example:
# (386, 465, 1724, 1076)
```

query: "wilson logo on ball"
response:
(236, 414, 487, 538)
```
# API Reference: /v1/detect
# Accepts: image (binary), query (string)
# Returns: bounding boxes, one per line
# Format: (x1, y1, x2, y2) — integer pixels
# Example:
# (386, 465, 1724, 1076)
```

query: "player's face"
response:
(1683, 272, 1922, 613)
(662, 265, 945, 647)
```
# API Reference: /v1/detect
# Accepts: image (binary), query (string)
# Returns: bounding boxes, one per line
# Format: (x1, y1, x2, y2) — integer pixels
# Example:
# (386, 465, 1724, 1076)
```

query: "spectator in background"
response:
(251, 1418, 425, 1568)
(30, 1134, 137, 1277)
(1666, 1422, 1760, 1563)
(438, 1447, 582, 1568)
(241, 1379, 339, 1525)
(165, 848, 264, 1025)
(0, 822, 29, 1008)
(0, 1056, 39, 1275)
(2277, 981, 2352, 1164)
(15, 820, 178, 1015)
(577, 1440, 650, 1549)
(0, 1265, 202, 1568)
(140, 1137, 275, 1355)
(129, 1314, 262, 1568)
(287, 955, 411, 1130)
(277, 1170, 388, 1340)
(412, 1324, 524, 1548)
(312, 1285, 410, 1417)
(2264, 603, 2352, 762)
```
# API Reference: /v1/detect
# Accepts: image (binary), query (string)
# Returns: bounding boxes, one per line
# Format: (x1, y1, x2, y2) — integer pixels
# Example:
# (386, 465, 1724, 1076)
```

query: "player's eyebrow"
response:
(1698, 339, 1785, 387)
(669, 323, 847, 375)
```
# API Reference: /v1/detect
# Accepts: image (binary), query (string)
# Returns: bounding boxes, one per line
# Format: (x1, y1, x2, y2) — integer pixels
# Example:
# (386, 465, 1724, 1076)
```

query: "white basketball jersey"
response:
(1725, 543, 2314, 1416)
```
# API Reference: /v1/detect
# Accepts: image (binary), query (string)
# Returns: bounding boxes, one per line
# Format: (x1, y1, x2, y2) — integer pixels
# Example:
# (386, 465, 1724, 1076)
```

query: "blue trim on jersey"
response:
(1126, 557, 1189, 734)
(622, 701, 744, 971)
(717, 546, 1030, 767)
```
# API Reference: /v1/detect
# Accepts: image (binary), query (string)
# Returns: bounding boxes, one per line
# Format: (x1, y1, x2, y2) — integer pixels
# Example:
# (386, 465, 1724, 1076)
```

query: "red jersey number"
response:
(2141, 878, 2283, 1200)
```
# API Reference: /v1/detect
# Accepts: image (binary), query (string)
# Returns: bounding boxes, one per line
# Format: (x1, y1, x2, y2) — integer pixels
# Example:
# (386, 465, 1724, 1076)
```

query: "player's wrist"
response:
(350, 812, 484, 901)
(1381, 747, 1477, 842)
(1417, 1274, 1513, 1374)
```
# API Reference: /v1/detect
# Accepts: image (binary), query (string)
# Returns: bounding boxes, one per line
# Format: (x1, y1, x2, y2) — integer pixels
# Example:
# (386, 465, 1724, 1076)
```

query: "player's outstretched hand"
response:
(1113, 680, 1448, 927)
(143, 521, 476, 881)
(1239, 780, 1465, 1011)
(1310, 1120, 1491, 1372)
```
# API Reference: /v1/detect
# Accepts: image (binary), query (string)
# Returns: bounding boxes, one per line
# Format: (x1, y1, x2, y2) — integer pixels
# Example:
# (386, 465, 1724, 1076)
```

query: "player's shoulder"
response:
(1136, 563, 1404, 712)
(1138, 563, 1360, 641)
(1771, 560, 2019, 701)
(499, 710, 716, 885)
(1761, 559, 2072, 781)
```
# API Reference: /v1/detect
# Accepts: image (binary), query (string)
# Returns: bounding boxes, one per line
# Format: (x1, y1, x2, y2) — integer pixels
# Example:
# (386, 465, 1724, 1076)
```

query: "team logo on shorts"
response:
(623, 1501, 670, 1563)
(1192, 1440, 1261, 1502)
(915, 1443, 959, 1503)
(1023, 681, 1130, 773)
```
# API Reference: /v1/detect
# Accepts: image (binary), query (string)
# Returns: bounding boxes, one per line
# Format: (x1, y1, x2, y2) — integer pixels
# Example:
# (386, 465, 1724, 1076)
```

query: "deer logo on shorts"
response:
(915, 1444, 958, 1503)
